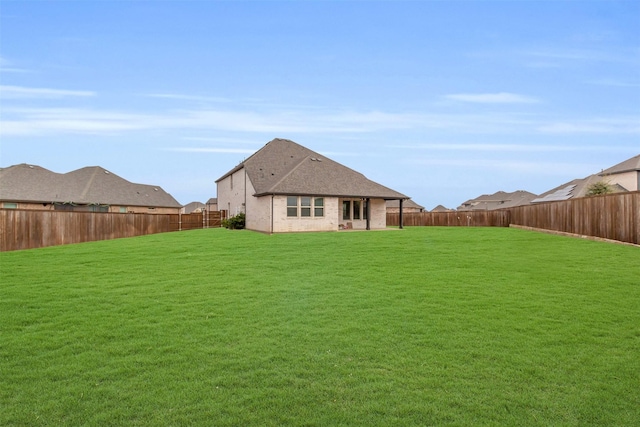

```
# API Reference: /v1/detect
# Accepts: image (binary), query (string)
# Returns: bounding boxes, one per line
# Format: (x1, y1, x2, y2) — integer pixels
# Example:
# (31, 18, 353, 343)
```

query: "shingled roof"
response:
(217, 138, 408, 200)
(458, 190, 537, 210)
(600, 154, 640, 176)
(0, 164, 181, 208)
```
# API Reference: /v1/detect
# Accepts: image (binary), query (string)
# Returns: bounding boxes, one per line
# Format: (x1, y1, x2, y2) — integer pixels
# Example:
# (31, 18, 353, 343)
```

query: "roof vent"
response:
(104, 170, 110, 174)
(28, 165, 34, 169)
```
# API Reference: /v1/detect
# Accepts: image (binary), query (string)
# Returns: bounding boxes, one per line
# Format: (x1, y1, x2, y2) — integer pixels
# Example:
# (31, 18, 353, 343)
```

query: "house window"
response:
(301, 197, 311, 217)
(314, 198, 324, 217)
(342, 200, 351, 220)
(88, 205, 109, 213)
(3, 202, 17, 209)
(119, 207, 127, 213)
(353, 200, 361, 220)
(287, 196, 324, 218)
(287, 196, 298, 217)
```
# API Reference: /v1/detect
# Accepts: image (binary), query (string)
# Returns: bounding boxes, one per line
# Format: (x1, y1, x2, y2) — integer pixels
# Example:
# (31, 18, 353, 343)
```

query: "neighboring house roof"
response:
(216, 138, 408, 199)
(386, 199, 425, 210)
(599, 154, 640, 176)
(183, 201, 205, 213)
(0, 163, 181, 208)
(206, 197, 217, 205)
(532, 154, 639, 203)
(458, 190, 537, 211)
(531, 173, 627, 203)
(431, 205, 454, 212)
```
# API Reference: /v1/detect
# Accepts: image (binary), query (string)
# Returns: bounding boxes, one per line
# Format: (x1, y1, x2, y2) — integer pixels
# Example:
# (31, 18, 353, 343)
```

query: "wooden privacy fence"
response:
(387, 210, 511, 227)
(1, 210, 223, 252)
(387, 191, 639, 245)
(509, 191, 639, 245)
(168, 211, 222, 231)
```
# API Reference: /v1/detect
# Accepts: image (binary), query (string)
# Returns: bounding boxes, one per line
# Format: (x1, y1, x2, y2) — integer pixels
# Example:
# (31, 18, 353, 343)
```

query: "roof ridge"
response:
(262, 155, 310, 194)
(79, 167, 100, 199)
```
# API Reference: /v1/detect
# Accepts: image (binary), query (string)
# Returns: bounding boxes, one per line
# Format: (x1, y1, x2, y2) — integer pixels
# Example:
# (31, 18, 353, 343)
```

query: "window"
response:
(301, 197, 311, 217)
(89, 205, 109, 213)
(119, 207, 127, 213)
(3, 202, 17, 209)
(353, 200, 361, 220)
(287, 196, 298, 217)
(314, 198, 324, 217)
(342, 200, 351, 220)
(287, 196, 324, 218)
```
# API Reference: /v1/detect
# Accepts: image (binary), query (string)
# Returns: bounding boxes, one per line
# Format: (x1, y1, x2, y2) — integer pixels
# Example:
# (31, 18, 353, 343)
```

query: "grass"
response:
(1, 227, 639, 426)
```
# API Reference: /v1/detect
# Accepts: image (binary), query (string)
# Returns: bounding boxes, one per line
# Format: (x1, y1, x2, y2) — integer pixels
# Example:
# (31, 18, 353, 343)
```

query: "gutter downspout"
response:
(271, 195, 274, 234)
(399, 198, 404, 229)
(244, 170, 247, 214)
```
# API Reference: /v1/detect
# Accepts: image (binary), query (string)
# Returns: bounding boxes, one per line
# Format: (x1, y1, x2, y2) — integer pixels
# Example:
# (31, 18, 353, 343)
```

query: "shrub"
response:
(586, 180, 613, 196)
(222, 212, 245, 229)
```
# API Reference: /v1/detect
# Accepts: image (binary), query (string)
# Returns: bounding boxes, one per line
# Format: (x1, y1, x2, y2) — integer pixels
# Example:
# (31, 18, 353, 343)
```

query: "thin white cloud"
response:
(2, 104, 638, 138)
(0, 106, 521, 137)
(145, 93, 232, 103)
(445, 92, 539, 104)
(0, 85, 95, 99)
(521, 46, 640, 69)
(0, 57, 32, 73)
(163, 147, 256, 154)
(0, 108, 149, 135)
(180, 136, 259, 145)
(407, 158, 596, 177)
(389, 143, 610, 152)
(586, 78, 640, 88)
(538, 117, 640, 134)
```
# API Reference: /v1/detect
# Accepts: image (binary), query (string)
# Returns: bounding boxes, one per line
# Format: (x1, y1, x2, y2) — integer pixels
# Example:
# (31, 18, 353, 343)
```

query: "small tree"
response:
(222, 212, 245, 229)
(586, 180, 613, 196)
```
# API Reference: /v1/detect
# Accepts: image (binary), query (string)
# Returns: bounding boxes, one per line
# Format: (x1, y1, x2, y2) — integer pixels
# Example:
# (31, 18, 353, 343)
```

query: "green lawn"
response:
(1, 227, 638, 426)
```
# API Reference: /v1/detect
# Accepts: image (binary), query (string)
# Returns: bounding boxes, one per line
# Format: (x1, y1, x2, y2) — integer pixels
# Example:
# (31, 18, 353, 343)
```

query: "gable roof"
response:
(217, 138, 408, 199)
(386, 199, 425, 210)
(0, 164, 181, 208)
(599, 154, 640, 176)
(458, 190, 537, 210)
(431, 204, 454, 212)
(182, 201, 205, 213)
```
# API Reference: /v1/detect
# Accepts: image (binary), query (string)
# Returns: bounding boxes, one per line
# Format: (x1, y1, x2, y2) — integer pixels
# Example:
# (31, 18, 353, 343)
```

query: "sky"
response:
(1, 1, 639, 210)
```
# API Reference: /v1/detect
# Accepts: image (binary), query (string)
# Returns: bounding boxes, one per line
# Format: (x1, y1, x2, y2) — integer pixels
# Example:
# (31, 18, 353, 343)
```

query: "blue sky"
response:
(1, 1, 638, 209)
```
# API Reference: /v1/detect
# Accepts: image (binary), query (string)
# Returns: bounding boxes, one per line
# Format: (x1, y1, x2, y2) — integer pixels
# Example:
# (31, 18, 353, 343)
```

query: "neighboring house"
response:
(216, 138, 408, 233)
(458, 190, 537, 211)
(205, 197, 218, 212)
(0, 164, 182, 214)
(386, 199, 424, 213)
(599, 154, 639, 192)
(431, 205, 454, 212)
(531, 154, 638, 203)
(182, 201, 205, 214)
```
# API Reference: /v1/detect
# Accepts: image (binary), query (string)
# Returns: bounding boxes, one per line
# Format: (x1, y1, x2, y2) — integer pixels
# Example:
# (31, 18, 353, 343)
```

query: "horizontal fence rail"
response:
(1, 210, 223, 251)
